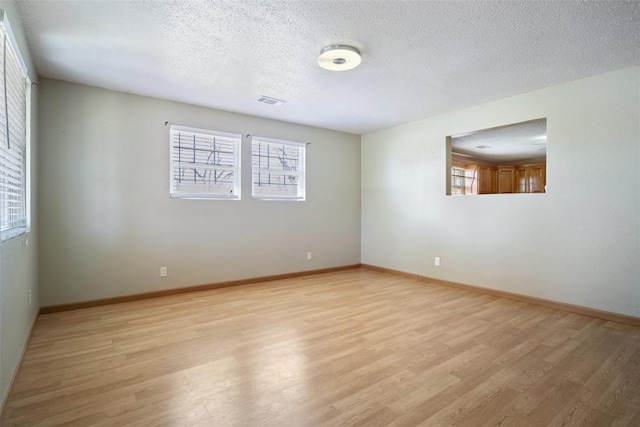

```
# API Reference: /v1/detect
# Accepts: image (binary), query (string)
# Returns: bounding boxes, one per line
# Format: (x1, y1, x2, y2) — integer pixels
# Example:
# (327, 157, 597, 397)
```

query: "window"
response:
(0, 13, 30, 241)
(451, 167, 466, 195)
(169, 125, 241, 199)
(446, 118, 547, 196)
(251, 136, 305, 200)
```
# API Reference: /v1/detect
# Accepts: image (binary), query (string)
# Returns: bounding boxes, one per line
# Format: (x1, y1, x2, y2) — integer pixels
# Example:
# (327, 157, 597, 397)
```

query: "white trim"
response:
(170, 125, 240, 141)
(251, 135, 306, 147)
(24, 77, 31, 232)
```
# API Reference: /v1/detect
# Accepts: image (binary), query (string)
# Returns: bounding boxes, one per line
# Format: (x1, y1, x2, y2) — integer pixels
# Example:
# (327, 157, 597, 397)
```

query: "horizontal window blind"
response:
(251, 136, 305, 200)
(0, 17, 28, 241)
(170, 125, 241, 199)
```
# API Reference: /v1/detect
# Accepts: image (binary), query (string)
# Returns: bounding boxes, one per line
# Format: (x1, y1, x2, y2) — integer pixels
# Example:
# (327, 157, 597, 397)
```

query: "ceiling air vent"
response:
(257, 95, 286, 106)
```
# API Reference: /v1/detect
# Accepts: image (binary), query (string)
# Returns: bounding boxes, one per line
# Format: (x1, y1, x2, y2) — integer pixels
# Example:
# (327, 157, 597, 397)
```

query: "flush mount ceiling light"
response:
(318, 45, 361, 71)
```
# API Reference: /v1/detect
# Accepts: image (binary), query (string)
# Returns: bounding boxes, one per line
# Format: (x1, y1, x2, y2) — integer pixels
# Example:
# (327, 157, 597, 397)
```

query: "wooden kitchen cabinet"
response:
(498, 166, 515, 193)
(516, 167, 528, 193)
(528, 164, 546, 193)
(515, 163, 546, 193)
(476, 165, 497, 194)
(452, 157, 545, 195)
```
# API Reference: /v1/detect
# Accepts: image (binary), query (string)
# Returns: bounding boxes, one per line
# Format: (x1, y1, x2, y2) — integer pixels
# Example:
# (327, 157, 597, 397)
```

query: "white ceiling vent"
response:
(257, 95, 286, 106)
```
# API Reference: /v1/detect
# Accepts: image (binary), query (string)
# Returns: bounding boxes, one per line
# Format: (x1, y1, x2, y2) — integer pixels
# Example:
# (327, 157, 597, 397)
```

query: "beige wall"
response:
(38, 79, 361, 306)
(362, 67, 640, 317)
(0, 0, 39, 406)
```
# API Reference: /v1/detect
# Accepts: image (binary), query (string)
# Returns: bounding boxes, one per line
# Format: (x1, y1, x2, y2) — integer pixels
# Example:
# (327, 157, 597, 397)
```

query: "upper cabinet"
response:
(516, 164, 546, 193)
(452, 160, 545, 195)
(498, 166, 516, 194)
(477, 165, 497, 194)
(527, 164, 546, 193)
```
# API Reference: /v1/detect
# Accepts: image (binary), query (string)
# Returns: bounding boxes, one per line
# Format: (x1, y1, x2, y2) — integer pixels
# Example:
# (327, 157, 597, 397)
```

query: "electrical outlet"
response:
(307, 252, 312, 261)
(434, 257, 440, 267)
(28, 290, 32, 305)
(160, 266, 168, 277)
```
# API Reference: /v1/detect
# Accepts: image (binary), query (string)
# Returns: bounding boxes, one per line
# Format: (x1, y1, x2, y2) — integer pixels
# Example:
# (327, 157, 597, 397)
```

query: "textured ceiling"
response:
(452, 118, 546, 162)
(16, 0, 640, 134)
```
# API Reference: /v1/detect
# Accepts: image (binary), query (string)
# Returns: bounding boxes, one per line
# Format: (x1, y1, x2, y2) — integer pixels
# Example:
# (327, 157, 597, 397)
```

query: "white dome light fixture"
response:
(318, 45, 361, 71)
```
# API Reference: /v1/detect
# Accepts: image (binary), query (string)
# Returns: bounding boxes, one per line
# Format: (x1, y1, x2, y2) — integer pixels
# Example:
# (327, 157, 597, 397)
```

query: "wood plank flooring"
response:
(2, 268, 640, 426)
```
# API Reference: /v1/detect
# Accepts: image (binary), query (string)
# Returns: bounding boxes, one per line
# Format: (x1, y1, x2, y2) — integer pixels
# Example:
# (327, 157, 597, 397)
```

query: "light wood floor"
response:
(2, 269, 640, 426)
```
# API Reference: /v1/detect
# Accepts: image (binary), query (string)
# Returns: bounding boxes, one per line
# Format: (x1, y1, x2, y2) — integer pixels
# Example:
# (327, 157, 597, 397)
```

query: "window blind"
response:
(0, 15, 28, 241)
(251, 136, 305, 200)
(169, 125, 241, 199)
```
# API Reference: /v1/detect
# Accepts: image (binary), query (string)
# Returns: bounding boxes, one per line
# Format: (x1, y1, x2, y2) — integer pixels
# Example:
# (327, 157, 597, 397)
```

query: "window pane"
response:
(0, 30, 28, 241)
(451, 167, 465, 196)
(170, 125, 241, 199)
(251, 137, 305, 200)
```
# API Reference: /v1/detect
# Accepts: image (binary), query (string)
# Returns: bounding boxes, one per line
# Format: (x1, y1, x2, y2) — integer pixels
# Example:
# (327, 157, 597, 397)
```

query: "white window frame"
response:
(251, 136, 306, 201)
(0, 10, 30, 242)
(169, 125, 241, 200)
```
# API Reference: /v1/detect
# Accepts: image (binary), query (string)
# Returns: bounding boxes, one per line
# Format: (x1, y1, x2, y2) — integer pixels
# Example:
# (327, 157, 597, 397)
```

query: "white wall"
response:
(38, 79, 361, 306)
(0, 0, 39, 407)
(362, 67, 640, 317)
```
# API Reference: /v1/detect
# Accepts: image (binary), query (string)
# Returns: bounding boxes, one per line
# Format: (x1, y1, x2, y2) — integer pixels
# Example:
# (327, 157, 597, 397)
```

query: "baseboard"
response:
(40, 262, 640, 324)
(361, 263, 640, 327)
(40, 264, 362, 314)
(0, 309, 39, 416)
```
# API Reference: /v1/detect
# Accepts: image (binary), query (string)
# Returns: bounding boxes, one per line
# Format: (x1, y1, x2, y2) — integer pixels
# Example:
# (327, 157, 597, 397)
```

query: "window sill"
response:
(1, 227, 28, 243)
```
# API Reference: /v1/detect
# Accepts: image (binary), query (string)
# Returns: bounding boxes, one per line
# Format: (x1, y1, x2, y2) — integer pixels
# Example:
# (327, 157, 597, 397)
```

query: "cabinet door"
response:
(528, 164, 546, 193)
(498, 167, 515, 193)
(490, 167, 498, 194)
(477, 165, 492, 194)
(516, 167, 528, 193)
